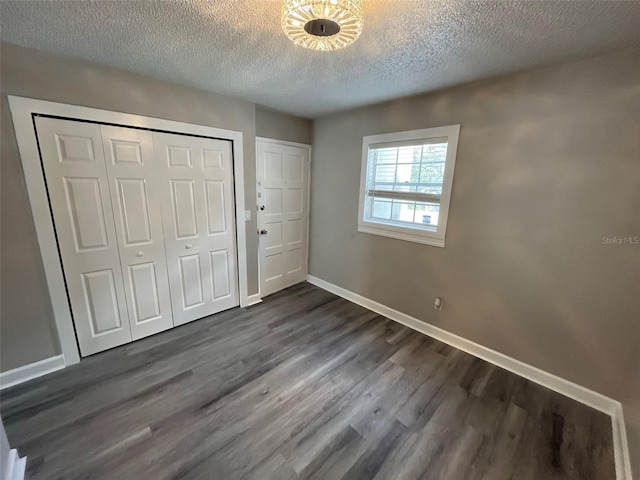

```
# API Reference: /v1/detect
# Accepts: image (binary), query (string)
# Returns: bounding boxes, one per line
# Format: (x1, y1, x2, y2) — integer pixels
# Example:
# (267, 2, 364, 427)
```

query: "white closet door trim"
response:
(9, 95, 250, 367)
(255, 136, 312, 150)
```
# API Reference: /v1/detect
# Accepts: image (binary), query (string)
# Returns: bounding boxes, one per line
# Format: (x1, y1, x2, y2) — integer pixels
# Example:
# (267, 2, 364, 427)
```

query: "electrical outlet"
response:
(434, 297, 443, 311)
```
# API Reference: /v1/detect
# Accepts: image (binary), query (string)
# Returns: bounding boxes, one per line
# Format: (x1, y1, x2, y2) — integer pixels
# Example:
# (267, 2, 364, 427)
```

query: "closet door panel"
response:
(101, 126, 174, 340)
(178, 253, 205, 308)
(63, 177, 110, 250)
(82, 269, 123, 334)
(115, 178, 152, 244)
(170, 180, 198, 238)
(35, 117, 132, 356)
(128, 262, 162, 322)
(154, 133, 238, 325)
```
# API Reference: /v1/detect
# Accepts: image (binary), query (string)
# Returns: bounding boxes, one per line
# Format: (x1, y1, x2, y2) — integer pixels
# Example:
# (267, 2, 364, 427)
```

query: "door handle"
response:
(136, 251, 144, 257)
(185, 244, 193, 249)
(260, 229, 268, 235)
(259, 205, 265, 211)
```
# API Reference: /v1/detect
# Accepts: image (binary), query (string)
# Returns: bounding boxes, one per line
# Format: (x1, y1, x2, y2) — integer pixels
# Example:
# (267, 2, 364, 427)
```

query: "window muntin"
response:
(358, 125, 460, 247)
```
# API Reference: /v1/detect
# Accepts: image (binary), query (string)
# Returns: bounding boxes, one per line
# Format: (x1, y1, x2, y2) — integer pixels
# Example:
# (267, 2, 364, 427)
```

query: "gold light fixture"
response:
(282, 0, 364, 51)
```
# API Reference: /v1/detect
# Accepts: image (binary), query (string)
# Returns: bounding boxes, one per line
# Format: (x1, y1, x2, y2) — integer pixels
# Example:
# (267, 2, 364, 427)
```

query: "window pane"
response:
(372, 199, 392, 220)
(374, 164, 397, 184)
(423, 143, 447, 161)
(375, 147, 398, 164)
(395, 162, 413, 183)
(370, 141, 447, 198)
(367, 198, 441, 228)
(418, 163, 445, 185)
(369, 200, 440, 228)
(391, 200, 415, 223)
(418, 203, 440, 227)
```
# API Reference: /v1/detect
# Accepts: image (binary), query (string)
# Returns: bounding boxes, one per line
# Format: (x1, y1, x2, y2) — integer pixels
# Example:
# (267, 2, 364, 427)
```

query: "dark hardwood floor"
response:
(1, 283, 615, 479)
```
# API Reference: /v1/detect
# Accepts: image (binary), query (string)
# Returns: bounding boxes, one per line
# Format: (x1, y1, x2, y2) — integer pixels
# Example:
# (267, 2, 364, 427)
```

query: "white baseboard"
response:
(0, 355, 65, 390)
(307, 274, 632, 480)
(245, 293, 263, 307)
(5, 449, 27, 480)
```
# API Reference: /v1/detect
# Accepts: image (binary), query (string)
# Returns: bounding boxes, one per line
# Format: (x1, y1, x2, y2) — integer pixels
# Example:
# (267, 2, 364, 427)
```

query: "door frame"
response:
(9, 95, 251, 366)
(255, 137, 312, 300)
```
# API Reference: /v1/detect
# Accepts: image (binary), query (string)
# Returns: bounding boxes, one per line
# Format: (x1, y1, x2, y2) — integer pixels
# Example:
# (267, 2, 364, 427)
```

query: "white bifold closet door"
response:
(100, 125, 174, 340)
(36, 117, 136, 355)
(153, 133, 238, 326)
(35, 117, 238, 356)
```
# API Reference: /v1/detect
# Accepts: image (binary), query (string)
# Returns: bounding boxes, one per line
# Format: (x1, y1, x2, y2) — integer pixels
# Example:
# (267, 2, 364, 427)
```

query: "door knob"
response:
(136, 251, 144, 257)
(185, 244, 193, 249)
(259, 205, 265, 211)
(260, 229, 268, 235)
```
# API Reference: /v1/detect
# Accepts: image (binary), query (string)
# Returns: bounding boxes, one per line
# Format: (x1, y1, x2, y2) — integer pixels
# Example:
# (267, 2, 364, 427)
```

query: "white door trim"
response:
(3, 449, 27, 480)
(255, 136, 312, 150)
(255, 138, 312, 300)
(8, 95, 251, 366)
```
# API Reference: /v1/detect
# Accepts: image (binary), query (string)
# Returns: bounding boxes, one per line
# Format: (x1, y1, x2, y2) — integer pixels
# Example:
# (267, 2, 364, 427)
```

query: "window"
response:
(358, 125, 460, 247)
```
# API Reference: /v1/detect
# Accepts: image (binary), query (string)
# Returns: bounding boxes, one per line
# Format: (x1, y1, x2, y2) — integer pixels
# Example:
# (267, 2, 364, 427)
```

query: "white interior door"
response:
(35, 117, 132, 355)
(154, 133, 239, 325)
(100, 125, 173, 340)
(257, 140, 310, 297)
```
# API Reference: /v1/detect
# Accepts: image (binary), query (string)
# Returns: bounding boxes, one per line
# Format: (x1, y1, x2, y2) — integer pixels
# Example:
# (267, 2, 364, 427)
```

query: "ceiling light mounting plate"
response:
(304, 18, 341, 37)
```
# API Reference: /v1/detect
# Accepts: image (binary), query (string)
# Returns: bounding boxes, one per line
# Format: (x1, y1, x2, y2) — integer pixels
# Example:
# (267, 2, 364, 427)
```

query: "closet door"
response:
(35, 117, 132, 355)
(153, 133, 239, 325)
(100, 126, 173, 340)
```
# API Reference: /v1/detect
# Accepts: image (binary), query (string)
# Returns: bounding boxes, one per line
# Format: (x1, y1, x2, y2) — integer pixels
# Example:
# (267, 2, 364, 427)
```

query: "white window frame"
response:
(358, 125, 460, 247)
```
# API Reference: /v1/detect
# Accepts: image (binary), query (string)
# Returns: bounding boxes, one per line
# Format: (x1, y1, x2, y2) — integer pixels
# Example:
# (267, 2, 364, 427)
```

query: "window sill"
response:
(358, 224, 445, 247)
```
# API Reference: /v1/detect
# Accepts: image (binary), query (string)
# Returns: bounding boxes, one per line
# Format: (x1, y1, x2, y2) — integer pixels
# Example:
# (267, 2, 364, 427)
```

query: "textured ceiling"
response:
(2, 1, 640, 118)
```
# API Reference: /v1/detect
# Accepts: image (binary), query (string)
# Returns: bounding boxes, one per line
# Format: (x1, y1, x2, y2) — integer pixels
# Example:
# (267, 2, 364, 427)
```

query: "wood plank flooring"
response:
(1, 283, 615, 479)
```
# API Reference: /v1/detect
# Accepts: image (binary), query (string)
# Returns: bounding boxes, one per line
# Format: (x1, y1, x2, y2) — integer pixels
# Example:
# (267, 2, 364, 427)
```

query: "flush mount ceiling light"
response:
(282, 0, 364, 51)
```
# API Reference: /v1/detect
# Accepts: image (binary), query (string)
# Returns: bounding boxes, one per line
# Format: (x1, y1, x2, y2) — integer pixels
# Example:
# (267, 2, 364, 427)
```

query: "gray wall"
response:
(0, 43, 310, 372)
(310, 48, 639, 410)
(311, 49, 640, 473)
(256, 107, 312, 145)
